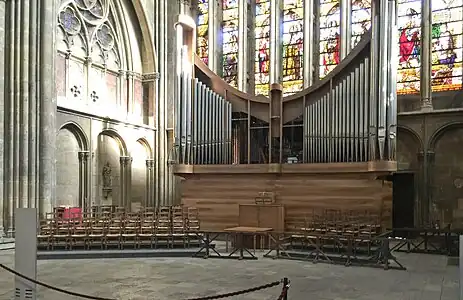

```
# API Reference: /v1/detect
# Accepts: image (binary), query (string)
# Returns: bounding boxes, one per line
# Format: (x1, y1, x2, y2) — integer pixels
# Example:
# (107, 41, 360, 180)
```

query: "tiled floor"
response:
(0, 248, 458, 300)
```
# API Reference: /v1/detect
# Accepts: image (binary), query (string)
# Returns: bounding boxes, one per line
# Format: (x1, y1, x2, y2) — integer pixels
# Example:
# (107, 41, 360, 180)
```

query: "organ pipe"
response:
(174, 75, 233, 165)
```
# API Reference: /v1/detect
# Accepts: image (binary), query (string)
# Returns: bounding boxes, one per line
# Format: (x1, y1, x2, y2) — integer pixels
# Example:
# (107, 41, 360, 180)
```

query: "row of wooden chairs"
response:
(287, 209, 382, 238)
(38, 206, 202, 250)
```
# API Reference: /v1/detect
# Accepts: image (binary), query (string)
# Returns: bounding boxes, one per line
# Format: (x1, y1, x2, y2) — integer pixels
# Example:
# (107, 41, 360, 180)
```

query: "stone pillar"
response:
(340, 0, 352, 59)
(78, 152, 90, 212)
(156, 0, 169, 207)
(145, 159, 155, 207)
(0, 0, 5, 234)
(303, 0, 315, 88)
(3, 0, 56, 234)
(208, 0, 222, 74)
(237, 0, 249, 92)
(269, 83, 283, 163)
(119, 156, 126, 208)
(126, 157, 132, 210)
(270, 0, 282, 85)
(420, 0, 433, 110)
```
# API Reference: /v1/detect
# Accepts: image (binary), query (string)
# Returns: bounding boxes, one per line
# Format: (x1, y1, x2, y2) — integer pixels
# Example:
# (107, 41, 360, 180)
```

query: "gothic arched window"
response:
(351, 0, 371, 48)
(397, 0, 421, 94)
(197, 0, 209, 65)
(430, 0, 463, 92)
(282, 0, 304, 95)
(222, 0, 239, 87)
(319, 0, 341, 79)
(255, 0, 271, 95)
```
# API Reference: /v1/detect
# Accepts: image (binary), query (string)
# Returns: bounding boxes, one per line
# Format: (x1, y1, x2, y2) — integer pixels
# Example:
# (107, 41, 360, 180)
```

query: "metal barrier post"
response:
(460, 235, 463, 300)
(14, 208, 38, 300)
(283, 277, 289, 300)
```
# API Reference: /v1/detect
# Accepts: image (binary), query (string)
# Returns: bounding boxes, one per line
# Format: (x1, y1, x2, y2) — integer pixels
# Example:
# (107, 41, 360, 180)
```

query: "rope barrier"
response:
(184, 280, 281, 300)
(0, 263, 289, 300)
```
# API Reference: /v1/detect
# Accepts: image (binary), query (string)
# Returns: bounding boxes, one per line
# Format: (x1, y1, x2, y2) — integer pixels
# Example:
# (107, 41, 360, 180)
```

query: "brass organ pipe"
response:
(193, 79, 199, 164)
(204, 87, 210, 164)
(180, 72, 188, 164)
(358, 61, 365, 161)
(354, 66, 362, 162)
(212, 93, 217, 164)
(387, 0, 398, 160)
(186, 73, 192, 164)
(227, 102, 232, 164)
(348, 72, 353, 161)
(364, 57, 371, 160)
(220, 97, 225, 164)
(199, 83, 205, 164)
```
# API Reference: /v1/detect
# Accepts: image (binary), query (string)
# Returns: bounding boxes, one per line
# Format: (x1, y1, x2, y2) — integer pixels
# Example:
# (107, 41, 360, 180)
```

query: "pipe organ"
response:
(303, 49, 372, 163)
(175, 0, 397, 167)
(175, 74, 232, 165)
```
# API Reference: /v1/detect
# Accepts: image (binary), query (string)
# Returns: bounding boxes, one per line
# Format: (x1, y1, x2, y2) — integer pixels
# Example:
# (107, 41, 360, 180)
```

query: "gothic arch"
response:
(135, 137, 153, 158)
(99, 129, 128, 156)
(397, 125, 424, 152)
(128, 0, 157, 72)
(428, 122, 463, 151)
(59, 121, 90, 151)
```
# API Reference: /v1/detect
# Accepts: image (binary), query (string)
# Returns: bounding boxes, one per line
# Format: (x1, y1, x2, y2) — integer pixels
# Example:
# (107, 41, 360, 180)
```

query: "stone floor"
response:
(0, 249, 458, 300)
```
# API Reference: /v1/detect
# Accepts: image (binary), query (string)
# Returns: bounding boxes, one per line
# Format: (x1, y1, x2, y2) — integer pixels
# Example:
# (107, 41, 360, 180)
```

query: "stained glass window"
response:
(351, 0, 371, 48)
(255, 0, 271, 95)
(397, 0, 421, 94)
(223, 0, 239, 87)
(197, 0, 209, 65)
(319, 0, 341, 79)
(431, 0, 463, 92)
(282, 0, 304, 95)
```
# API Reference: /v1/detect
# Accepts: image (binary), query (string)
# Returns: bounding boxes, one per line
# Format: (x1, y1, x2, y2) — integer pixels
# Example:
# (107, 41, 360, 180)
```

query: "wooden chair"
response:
(155, 218, 171, 248)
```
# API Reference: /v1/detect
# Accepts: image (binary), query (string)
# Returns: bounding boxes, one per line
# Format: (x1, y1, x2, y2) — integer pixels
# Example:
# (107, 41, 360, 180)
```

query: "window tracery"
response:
(431, 0, 463, 92)
(57, 0, 120, 70)
(255, 0, 271, 96)
(222, 0, 239, 87)
(197, 0, 209, 65)
(319, 0, 341, 79)
(282, 0, 304, 95)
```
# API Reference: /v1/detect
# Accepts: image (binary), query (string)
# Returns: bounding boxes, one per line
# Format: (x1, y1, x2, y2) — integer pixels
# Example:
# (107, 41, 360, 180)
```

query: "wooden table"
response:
(224, 226, 273, 259)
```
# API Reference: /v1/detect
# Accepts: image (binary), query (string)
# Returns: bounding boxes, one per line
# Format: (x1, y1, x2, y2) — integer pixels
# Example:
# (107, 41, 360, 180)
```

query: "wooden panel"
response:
(181, 172, 392, 231)
(238, 204, 285, 231)
(238, 205, 259, 227)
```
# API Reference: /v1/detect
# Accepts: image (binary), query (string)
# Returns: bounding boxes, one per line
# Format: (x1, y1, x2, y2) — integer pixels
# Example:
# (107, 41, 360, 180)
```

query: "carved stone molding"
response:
(142, 72, 160, 82)
(78, 151, 90, 162)
(126, 71, 143, 80)
(120, 156, 132, 166)
(146, 159, 155, 169)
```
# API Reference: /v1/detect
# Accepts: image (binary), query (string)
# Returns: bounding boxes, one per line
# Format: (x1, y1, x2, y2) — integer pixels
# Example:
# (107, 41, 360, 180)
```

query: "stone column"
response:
(3, 0, 56, 234)
(145, 159, 155, 207)
(78, 151, 90, 212)
(0, 0, 5, 234)
(156, 0, 169, 207)
(420, 0, 433, 110)
(340, 0, 352, 59)
(303, 0, 315, 88)
(270, 0, 282, 85)
(39, 0, 57, 215)
(208, 0, 222, 74)
(237, 0, 249, 92)
(126, 157, 133, 210)
(119, 156, 126, 208)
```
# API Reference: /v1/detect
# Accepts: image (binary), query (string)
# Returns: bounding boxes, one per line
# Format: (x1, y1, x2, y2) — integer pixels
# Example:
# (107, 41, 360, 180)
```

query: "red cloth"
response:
(63, 207, 82, 220)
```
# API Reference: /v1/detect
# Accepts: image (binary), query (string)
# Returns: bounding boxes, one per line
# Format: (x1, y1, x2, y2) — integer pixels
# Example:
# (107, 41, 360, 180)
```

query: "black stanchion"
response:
(277, 277, 290, 300)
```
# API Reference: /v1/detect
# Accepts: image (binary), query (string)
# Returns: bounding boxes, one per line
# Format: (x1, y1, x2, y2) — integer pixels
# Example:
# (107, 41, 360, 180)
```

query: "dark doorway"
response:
(392, 172, 415, 236)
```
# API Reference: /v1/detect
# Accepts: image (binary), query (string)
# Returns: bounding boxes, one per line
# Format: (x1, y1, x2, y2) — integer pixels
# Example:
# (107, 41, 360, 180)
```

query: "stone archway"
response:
(429, 123, 463, 226)
(131, 138, 154, 210)
(56, 122, 90, 209)
(96, 130, 127, 207)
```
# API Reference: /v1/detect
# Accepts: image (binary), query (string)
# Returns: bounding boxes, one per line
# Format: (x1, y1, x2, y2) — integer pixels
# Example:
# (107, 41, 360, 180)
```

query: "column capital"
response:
(146, 159, 155, 169)
(142, 72, 160, 82)
(119, 156, 132, 166)
(78, 151, 90, 162)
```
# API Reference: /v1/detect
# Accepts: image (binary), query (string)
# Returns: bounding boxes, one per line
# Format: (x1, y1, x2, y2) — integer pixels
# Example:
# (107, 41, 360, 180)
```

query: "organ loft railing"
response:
(173, 0, 397, 167)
